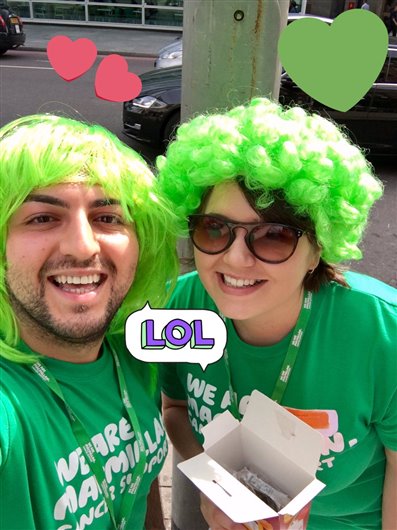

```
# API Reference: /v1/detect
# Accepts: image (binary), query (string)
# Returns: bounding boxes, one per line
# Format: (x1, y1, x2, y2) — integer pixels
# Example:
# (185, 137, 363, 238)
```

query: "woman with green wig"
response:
(0, 114, 178, 530)
(158, 98, 397, 530)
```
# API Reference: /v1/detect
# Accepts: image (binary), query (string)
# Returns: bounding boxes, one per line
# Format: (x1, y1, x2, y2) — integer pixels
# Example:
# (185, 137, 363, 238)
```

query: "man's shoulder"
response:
(0, 359, 36, 467)
(0, 388, 16, 468)
(105, 334, 160, 401)
(105, 333, 143, 372)
(0, 356, 31, 386)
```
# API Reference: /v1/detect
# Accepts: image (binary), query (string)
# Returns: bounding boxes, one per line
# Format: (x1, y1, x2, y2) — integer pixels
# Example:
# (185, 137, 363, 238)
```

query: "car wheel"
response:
(163, 111, 180, 144)
(0, 48, 8, 56)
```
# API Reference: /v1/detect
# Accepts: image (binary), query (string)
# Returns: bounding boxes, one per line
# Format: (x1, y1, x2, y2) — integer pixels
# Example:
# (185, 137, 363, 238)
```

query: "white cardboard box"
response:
(178, 390, 325, 530)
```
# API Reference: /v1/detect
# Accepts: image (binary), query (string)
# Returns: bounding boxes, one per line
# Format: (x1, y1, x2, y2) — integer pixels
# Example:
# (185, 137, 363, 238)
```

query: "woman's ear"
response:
(309, 243, 322, 273)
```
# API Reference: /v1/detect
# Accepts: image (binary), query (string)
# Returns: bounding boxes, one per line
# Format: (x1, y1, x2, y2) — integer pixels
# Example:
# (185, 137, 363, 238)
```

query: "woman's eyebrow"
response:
(205, 212, 263, 224)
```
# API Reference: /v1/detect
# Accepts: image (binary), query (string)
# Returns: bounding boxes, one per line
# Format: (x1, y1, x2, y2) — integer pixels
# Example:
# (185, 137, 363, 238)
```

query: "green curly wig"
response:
(0, 114, 179, 363)
(157, 97, 383, 264)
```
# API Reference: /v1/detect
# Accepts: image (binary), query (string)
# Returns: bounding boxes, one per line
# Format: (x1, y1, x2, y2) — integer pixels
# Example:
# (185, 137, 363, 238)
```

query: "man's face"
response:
(6, 183, 139, 347)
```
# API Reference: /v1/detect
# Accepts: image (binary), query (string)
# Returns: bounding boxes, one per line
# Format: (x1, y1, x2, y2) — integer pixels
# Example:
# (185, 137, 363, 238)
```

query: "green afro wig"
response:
(157, 97, 383, 264)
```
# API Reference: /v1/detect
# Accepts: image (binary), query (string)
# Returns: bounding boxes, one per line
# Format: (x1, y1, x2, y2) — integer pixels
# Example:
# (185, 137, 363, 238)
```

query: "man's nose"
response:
(59, 213, 100, 259)
(223, 227, 256, 267)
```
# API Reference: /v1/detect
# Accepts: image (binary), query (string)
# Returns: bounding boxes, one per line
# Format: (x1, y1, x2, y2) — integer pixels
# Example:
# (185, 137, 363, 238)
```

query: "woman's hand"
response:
(200, 493, 248, 530)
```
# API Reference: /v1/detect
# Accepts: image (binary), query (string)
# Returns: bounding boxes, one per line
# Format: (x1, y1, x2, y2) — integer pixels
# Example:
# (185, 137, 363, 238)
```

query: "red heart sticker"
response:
(95, 55, 142, 102)
(47, 36, 98, 82)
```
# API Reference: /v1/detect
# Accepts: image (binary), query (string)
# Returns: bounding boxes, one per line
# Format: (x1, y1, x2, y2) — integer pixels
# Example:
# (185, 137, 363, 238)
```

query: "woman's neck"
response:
(232, 290, 304, 346)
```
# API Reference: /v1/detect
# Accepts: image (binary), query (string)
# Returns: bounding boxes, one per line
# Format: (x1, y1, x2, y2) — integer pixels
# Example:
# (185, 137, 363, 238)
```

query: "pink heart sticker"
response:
(95, 55, 142, 103)
(47, 36, 98, 82)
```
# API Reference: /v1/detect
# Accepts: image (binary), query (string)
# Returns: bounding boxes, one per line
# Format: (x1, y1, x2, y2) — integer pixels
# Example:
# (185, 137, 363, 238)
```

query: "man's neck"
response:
(20, 330, 103, 363)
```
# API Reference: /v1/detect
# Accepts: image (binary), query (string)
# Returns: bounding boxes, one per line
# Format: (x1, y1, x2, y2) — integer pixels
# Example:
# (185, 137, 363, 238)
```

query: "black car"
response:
(0, 4, 25, 56)
(123, 48, 397, 155)
(123, 67, 181, 145)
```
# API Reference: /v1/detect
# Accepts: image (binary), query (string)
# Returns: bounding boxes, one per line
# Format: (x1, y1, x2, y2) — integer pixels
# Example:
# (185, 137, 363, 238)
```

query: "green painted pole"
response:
(172, 3, 290, 528)
(181, 0, 289, 121)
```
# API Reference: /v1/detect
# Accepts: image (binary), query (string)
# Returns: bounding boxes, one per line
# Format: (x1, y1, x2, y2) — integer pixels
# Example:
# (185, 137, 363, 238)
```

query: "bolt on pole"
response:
(181, 0, 290, 122)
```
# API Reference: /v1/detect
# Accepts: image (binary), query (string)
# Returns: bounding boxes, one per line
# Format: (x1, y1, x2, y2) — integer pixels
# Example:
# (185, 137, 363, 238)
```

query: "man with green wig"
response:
(0, 114, 178, 530)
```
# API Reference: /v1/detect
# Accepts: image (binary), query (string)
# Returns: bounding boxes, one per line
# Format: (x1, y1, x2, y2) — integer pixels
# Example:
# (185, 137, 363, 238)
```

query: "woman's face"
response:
(194, 181, 320, 330)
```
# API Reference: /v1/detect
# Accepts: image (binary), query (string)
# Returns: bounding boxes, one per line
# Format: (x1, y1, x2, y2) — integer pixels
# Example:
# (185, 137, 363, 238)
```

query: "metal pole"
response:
(172, 3, 290, 530)
(181, 0, 289, 121)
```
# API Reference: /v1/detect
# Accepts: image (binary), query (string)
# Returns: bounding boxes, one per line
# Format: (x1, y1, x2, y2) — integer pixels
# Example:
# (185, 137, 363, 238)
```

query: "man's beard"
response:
(7, 287, 123, 345)
(6, 258, 131, 347)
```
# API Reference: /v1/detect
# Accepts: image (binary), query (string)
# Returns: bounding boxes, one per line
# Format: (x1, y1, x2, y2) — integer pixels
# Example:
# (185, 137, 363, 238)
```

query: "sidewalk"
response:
(159, 444, 173, 530)
(22, 20, 397, 57)
(23, 21, 181, 57)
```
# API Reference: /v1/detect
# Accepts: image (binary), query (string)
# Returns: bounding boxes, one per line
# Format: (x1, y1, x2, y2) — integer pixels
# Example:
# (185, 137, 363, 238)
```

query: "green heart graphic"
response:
(278, 9, 388, 112)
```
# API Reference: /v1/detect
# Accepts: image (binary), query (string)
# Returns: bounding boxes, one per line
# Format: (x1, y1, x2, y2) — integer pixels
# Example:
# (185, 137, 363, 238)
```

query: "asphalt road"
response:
(0, 49, 161, 155)
(1, 49, 396, 287)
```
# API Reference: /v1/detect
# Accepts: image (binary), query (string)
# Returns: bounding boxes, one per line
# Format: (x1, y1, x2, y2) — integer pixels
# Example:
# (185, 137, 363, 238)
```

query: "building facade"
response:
(10, 0, 184, 30)
(8, 0, 392, 30)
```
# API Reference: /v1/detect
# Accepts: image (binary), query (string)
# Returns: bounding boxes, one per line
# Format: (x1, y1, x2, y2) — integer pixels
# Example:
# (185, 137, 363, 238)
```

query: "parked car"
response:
(0, 4, 25, 56)
(279, 48, 397, 154)
(124, 66, 181, 145)
(154, 14, 333, 69)
(155, 36, 182, 69)
(123, 48, 397, 155)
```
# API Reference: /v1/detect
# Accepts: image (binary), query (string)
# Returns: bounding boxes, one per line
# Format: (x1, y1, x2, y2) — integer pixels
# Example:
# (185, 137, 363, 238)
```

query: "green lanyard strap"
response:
(223, 290, 313, 419)
(30, 342, 147, 530)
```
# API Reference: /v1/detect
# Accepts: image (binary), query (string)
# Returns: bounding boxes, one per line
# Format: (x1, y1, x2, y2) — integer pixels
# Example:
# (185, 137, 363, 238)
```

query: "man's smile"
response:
(49, 273, 107, 294)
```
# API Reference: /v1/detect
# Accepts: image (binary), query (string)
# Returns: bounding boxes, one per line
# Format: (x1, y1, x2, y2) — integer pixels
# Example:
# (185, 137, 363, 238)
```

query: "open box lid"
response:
(179, 391, 326, 523)
(178, 452, 278, 522)
(201, 407, 240, 449)
(201, 390, 323, 476)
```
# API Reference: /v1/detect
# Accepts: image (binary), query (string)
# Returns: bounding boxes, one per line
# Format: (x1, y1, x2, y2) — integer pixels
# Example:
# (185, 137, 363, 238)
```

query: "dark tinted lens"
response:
(250, 224, 299, 262)
(191, 216, 231, 253)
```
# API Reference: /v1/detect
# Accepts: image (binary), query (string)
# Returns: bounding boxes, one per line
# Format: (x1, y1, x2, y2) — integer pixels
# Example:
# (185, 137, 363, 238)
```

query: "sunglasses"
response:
(188, 214, 305, 264)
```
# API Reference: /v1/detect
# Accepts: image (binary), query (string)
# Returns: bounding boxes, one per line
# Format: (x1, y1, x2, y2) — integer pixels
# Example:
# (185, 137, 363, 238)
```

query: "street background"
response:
(1, 22, 396, 529)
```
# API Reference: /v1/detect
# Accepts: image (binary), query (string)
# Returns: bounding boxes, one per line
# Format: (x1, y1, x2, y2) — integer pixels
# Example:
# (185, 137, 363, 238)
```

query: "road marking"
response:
(0, 65, 53, 70)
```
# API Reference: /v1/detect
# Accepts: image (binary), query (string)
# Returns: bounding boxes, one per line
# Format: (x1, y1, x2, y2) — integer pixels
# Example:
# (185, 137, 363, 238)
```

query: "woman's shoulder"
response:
(168, 270, 216, 310)
(175, 269, 201, 287)
(321, 271, 397, 318)
(342, 271, 396, 307)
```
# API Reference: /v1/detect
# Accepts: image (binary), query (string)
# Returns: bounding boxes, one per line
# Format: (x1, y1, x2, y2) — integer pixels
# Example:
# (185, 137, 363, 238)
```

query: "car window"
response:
(375, 55, 397, 84)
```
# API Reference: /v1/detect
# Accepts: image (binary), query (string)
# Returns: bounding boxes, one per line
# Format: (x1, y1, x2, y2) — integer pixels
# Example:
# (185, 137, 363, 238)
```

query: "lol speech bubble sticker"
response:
(278, 9, 388, 112)
(125, 304, 227, 371)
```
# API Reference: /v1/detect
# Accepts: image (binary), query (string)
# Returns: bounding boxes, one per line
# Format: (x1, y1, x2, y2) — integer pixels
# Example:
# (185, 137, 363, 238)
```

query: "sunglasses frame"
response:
(188, 214, 305, 264)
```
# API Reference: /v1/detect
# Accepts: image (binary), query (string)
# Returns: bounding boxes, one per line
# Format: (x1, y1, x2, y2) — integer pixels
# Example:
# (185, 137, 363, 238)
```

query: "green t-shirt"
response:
(161, 271, 397, 530)
(1, 335, 168, 530)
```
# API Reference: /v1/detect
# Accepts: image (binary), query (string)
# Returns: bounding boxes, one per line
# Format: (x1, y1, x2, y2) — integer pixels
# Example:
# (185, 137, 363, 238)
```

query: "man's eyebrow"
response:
(22, 195, 121, 209)
(24, 194, 69, 208)
(90, 198, 121, 208)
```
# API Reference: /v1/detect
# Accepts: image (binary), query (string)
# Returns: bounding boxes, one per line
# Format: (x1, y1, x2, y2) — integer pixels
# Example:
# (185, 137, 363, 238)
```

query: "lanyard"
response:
(223, 290, 313, 419)
(30, 341, 147, 530)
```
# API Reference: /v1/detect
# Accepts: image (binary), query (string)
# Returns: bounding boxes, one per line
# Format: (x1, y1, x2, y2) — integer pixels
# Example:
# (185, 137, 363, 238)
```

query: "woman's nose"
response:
(222, 227, 256, 267)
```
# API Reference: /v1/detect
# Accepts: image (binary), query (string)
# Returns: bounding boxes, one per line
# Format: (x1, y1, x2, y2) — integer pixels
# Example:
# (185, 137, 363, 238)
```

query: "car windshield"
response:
(375, 52, 397, 84)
